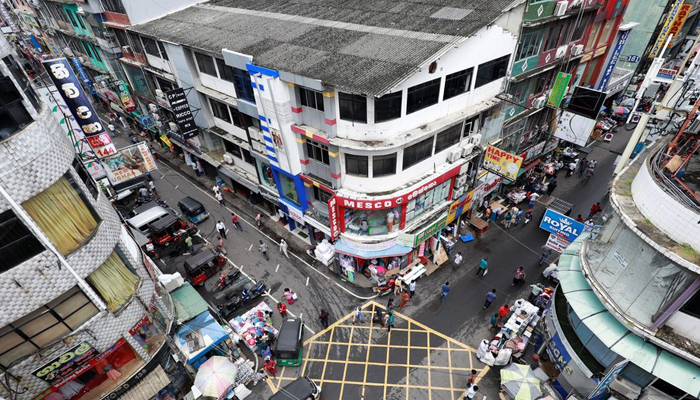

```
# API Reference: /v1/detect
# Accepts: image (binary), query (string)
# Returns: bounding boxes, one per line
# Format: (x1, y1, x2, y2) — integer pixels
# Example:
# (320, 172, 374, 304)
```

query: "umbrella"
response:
(500, 363, 542, 400)
(194, 356, 238, 398)
(620, 98, 636, 107)
(613, 106, 630, 115)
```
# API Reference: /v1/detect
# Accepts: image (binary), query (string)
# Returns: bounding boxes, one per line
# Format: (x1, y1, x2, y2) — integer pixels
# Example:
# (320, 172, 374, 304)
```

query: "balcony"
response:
(103, 11, 131, 29)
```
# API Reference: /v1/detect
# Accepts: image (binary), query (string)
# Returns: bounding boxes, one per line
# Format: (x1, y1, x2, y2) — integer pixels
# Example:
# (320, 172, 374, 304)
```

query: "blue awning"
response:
(175, 312, 228, 364)
(334, 238, 412, 259)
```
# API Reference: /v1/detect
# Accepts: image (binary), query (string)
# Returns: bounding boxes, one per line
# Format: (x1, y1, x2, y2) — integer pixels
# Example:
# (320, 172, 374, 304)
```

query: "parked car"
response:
(178, 196, 210, 224)
(268, 377, 321, 400)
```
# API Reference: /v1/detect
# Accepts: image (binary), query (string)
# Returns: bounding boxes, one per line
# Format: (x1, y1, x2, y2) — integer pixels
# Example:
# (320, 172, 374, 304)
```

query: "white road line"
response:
(248, 244, 253, 251)
(306, 277, 310, 286)
(275, 264, 280, 272)
(174, 185, 179, 190)
(159, 161, 376, 300)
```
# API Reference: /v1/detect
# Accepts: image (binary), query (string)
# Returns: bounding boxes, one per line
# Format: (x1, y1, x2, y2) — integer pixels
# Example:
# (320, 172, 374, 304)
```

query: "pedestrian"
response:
(528, 283, 545, 303)
(539, 246, 552, 265)
(263, 358, 277, 378)
(453, 252, 463, 269)
(583, 167, 595, 182)
(465, 385, 479, 400)
(566, 160, 576, 177)
(283, 288, 297, 305)
(408, 280, 416, 298)
(148, 180, 157, 197)
(524, 210, 532, 225)
(543, 263, 559, 281)
(394, 278, 403, 295)
(215, 191, 225, 206)
(259, 240, 269, 260)
(353, 306, 363, 325)
(468, 369, 478, 387)
(484, 288, 497, 309)
(477, 339, 489, 359)
(476, 258, 488, 277)
(588, 202, 602, 219)
(319, 309, 330, 329)
(440, 282, 450, 303)
(494, 208, 502, 222)
(217, 236, 227, 255)
(279, 239, 289, 259)
(514, 209, 524, 226)
(578, 158, 589, 177)
(107, 123, 116, 137)
(118, 115, 128, 129)
(216, 220, 227, 239)
(231, 213, 243, 231)
(387, 297, 395, 311)
(399, 290, 412, 310)
(588, 159, 597, 169)
(528, 192, 540, 209)
(484, 206, 492, 220)
(374, 309, 386, 327)
(277, 302, 287, 318)
(149, 145, 160, 161)
(498, 304, 510, 321)
(255, 213, 262, 227)
(184, 235, 193, 250)
(386, 310, 395, 333)
(503, 211, 513, 228)
(511, 267, 526, 287)
(546, 178, 557, 195)
(575, 214, 584, 222)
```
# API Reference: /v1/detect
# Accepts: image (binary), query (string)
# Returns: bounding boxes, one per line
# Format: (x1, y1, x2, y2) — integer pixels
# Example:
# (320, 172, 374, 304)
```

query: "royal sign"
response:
(43, 58, 116, 158)
(540, 209, 585, 242)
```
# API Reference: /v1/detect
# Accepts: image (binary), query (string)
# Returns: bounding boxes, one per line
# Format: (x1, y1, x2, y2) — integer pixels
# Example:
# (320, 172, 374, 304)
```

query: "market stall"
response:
(174, 312, 233, 370)
(228, 301, 278, 352)
(480, 300, 540, 367)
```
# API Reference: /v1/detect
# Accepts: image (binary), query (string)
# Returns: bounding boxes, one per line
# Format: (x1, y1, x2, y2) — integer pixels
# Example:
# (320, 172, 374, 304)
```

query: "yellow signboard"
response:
(649, 0, 684, 58)
(483, 145, 524, 181)
(160, 134, 172, 148)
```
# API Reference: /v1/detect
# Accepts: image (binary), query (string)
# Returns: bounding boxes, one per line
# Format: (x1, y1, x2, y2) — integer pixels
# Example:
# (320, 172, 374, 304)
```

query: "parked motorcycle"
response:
(217, 269, 240, 291)
(376, 278, 396, 297)
(217, 280, 267, 318)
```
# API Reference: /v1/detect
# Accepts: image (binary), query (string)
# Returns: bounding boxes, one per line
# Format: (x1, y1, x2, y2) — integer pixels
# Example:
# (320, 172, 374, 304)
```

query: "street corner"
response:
(266, 301, 489, 399)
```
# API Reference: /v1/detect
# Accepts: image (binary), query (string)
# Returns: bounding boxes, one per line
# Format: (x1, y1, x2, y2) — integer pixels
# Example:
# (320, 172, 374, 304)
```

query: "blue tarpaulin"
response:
(175, 312, 228, 366)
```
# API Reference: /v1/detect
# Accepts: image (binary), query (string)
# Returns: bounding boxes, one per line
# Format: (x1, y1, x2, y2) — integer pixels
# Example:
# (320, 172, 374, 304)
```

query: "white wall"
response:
(146, 53, 172, 74)
(122, 0, 206, 25)
(665, 311, 700, 343)
(212, 113, 248, 142)
(200, 71, 237, 99)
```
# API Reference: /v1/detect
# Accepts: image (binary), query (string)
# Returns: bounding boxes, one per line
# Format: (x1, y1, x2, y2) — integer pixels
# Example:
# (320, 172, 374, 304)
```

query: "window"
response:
(374, 92, 402, 122)
(72, 159, 99, 199)
(403, 136, 434, 169)
(435, 123, 463, 153)
(338, 92, 367, 123)
(464, 115, 479, 137)
(407, 78, 441, 114)
(64, 9, 78, 28)
(87, 251, 139, 312)
(585, 21, 603, 51)
(0, 76, 33, 140)
(278, 174, 299, 206)
(155, 76, 174, 93)
(306, 140, 330, 165)
(224, 141, 242, 158)
(443, 68, 473, 100)
(194, 51, 217, 76)
(209, 98, 231, 123)
(127, 32, 144, 54)
(373, 153, 397, 177)
(0, 286, 98, 368)
(141, 36, 159, 57)
(571, 15, 589, 41)
(545, 24, 563, 50)
(241, 148, 255, 165)
(345, 154, 368, 176)
(22, 175, 99, 255)
(228, 105, 243, 128)
(157, 41, 169, 60)
(0, 209, 44, 271)
(475, 55, 510, 88)
(535, 70, 554, 94)
(299, 88, 325, 112)
(102, 0, 127, 13)
(405, 180, 451, 224)
(215, 58, 235, 83)
(233, 68, 255, 103)
(516, 29, 543, 61)
(313, 186, 333, 204)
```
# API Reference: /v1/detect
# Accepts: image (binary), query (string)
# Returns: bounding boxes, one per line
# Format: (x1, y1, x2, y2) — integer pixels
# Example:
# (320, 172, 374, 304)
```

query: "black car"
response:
(268, 377, 321, 400)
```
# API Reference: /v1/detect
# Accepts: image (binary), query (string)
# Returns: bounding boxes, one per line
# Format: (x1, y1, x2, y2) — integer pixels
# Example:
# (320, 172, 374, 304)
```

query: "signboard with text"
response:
(101, 142, 157, 186)
(588, 360, 629, 399)
(115, 80, 136, 111)
(598, 29, 631, 91)
(649, 0, 683, 58)
(328, 196, 340, 240)
(668, 4, 693, 47)
(32, 342, 97, 383)
(166, 88, 198, 139)
(547, 72, 571, 108)
(540, 209, 585, 242)
(546, 233, 571, 253)
(483, 145, 523, 181)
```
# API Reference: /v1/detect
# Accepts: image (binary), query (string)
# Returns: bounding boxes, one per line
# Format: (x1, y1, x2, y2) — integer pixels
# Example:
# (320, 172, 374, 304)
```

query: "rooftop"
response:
(129, 0, 517, 96)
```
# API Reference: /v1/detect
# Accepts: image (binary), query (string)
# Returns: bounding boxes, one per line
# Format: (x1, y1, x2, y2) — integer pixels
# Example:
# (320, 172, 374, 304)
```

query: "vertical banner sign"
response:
(598, 29, 631, 90)
(649, 0, 683, 58)
(0, 2, 20, 33)
(42, 58, 116, 158)
(70, 57, 96, 95)
(587, 361, 629, 399)
(668, 4, 693, 47)
(328, 196, 340, 240)
(115, 80, 136, 111)
(547, 72, 572, 108)
(165, 88, 198, 139)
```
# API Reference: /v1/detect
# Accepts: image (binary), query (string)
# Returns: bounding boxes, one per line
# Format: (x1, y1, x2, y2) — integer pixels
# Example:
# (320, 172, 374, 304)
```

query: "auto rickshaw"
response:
(147, 214, 197, 247)
(274, 317, 304, 366)
(177, 196, 210, 224)
(184, 248, 227, 286)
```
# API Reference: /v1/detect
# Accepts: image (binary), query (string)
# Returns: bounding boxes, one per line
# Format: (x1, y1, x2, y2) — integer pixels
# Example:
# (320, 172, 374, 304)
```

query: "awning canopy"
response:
(334, 238, 412, 259)
(559, 236, 700, 397)
(175, 312, 228, 364)
(171, 283, 209, 324)
(120, 365, 170, 400)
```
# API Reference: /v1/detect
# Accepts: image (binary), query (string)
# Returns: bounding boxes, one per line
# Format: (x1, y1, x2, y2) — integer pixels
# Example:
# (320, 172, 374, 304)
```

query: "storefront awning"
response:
(334, 238, 412, 259)
(175, 312, 228, 364)
(559, 235, 700, 397)
(119, 365, 170, 400)
(171, 283, 209, 324)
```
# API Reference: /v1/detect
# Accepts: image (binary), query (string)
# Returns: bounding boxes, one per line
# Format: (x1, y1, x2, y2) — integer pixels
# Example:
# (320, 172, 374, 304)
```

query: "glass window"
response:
(435, 123, 463, 153)
(405, 180, 451, 224)
(0, 209, 44, 272)
(535, 70, 554, 94)
(157, 41, 169, 60)
(278, 173, 299, 206)
(233, 68, 255, 103)
(599, 19, 616, 46)
(403, 136, 434, 169)
(464, 115, 479, 138)
(516, 28, 543, 61)
(87, 251, 139, 312)
(194, 51, 217, 76)
(141, 36, 159, 57)
(0, 286, 98, 368)
(375, 91, 402, 122)
(572, 15, 590, 41)
(102, 0, 126, 13)
(585, 21, 603, 51)
(373, 153, 397, 177)
(407, 78, 441, 114)
(344, 205, 402, 236)
(228, 105, 243, 128)
(345, 154, 368, 177)
(299, 88, 325, 112)
(475, 55, 510, 88)
(241, 148, 255, 165)
(0, 76, 32, 140)
(306, 140, 330, 165)
(313, 186, 333, 204)
(215, 58, 235, 83)
(443, 68, 473, 100)
(339, 92, 367, 123)
(22, 175, 99, 255)
(64, 9, 78, 28)
(224, 140, 242, 158)
(209, 98, 231, 123)
(545, 24, 563, 50)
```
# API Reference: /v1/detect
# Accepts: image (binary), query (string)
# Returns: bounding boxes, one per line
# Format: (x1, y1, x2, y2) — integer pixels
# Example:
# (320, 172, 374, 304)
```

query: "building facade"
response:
(0, 35, 176, 400)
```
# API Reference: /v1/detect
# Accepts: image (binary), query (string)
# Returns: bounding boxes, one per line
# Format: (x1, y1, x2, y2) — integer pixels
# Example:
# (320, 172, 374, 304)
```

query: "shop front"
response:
(334, 237, 413, 284)
(174, 312, 233, 371)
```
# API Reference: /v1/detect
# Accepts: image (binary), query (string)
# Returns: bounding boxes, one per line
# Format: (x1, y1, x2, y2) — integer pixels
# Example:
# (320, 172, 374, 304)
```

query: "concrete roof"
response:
(129, 0, 516, 96)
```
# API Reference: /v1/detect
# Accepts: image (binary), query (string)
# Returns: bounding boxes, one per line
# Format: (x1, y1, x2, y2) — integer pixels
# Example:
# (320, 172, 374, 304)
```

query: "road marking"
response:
(248, 244, 253, 251)
(275, 264, 280, 272)
(260, 290, 316, 335)
(174, 185, 179, 190)
(305, 277, 309, 286)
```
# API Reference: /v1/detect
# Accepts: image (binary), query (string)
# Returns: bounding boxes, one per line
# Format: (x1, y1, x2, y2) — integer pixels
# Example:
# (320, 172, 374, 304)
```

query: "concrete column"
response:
(328, 144, 342, 189)
(288, 83, 303, 125)
(322, 90, 337, 138)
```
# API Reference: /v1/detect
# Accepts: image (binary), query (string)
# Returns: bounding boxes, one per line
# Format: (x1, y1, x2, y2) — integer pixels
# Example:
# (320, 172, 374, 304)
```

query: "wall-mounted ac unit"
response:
(248, 126, 263, 142)
(447, 149, 462, 163)
(555, 45, 568, 59)
(148, 103, 158, 113)
(121, 45, 132, 54)
(554, 1, 567, 16)
(168, 122, 179, 132)
(223, 153, 235, 164)
(452, 187, 464, 200)
(467, 133, 482, 146)
(155, 89, 164, 98)
(572, 44, 584, 56)
(532, 96, 547, 109)
(455, 174, 468, 188)
(461, 143, 475, 157)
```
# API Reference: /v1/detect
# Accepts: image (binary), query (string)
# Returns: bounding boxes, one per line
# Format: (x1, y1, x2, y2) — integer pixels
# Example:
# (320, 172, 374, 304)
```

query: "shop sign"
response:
(32, 342, 97, 383)
(547, 72, 571, 108)
(101, 142, 157, 185)
(520, 141, 546, 162)
(413, 214, 448, 247)
(540, 209, 585, 242)
(115, 80, 136, 111)
(598, 29, 631, 91)
(483, 145, 523, 181)
(627, 55, 641, 63)
(283, 201, 305, 224)
(649, 0, 683, 58)
(104, 341, 170, 400)
(160, 134, 172, 148)
(165, 88, 198, 139)
(587, 361, 629, 399)
(447, 189, 475, 224)
(546, 333, 572, 373)
(328, 196, 340, 240)
(0, 2, 19, 33)
(593, 46, 607, 58)
(70, 56, 95, 95)
(129, 315, 151, 334)
(545, 233, 570, 253)
(655, 68, 677, 82)
(42, 58, 116, 158)
(343, 237, 400, 252)
(336, 165, 460, 210)
(668, 4, 693, 46)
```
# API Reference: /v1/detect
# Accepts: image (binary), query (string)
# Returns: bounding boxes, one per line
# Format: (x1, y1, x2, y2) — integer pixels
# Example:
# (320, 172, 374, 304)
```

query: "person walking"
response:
(503, 211, 513, 228)
(440, 282, 450, 303)
(213, 185, 221, 196)
(217, 236, 226, 255)
(216, 220, 227, 239)
(566, 160, 576, 177)
(465, 385, 479, 400)
(453, 252, 463, 269)
(484, 206, 492, 220)
(279, 239, 289, 259)
(539, 246, 552, 265)
(283, 288, 297, 305)
(476, 258, 488, 277)
(394, 278, 403, 296)
(263, 358, 277, 378)
(387, 297, 395, 311)
(514, 209, 524, 226)
(277, 302, 287, 318)
(215, 191, 225, 206)
(259, 240, 269, 261)
(467, 370, 478, 387)
(524, 210, 532, 225)
(231, 213, 243, 231)
(484, 289, 497, 309)
(546, 178, 558, 195)
(148, 180, 157, 197)
(255, 213, 262, 227)
(528, 283, 545, 303)
(399, 290, 412, 310)
(583, 167, 595, 183)
(352, 306, 363, 325)
(118, 115, 128, 129)
(578, 158, 589, 178)
(386, 310, 395, 333)
(107, 123, 117, 137)
(408, 280, 416, 298)
(498, 304, 510, 321)
(588, 202, 602, 219)
(319, 309, 330, 329)
(528, 192, 540, 209)
(511, 267, 526, 286)
(575, 214, 584, 222)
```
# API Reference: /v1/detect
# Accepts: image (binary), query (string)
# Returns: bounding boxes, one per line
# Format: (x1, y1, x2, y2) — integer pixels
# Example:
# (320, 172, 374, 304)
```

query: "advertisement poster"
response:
(545, 233, 571, 253)
(165, 88, 198, 138)
(32, 342, 97, 383)
(553, 111, 596, 147)
(598, 28, 631, 91)
(649, 0, 683, 58)
(547, 72, 571, 108)
(101, 142, 157, 185)
(115, 80, 136, 111)
(71, 56, 95, 95)
(483, 145, 524, 181)
(540, 209, 585, 242)
(42, 58, 116, 158)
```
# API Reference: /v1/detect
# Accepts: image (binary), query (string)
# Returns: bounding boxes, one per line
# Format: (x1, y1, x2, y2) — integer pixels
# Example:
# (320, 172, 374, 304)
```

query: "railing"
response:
(649, 146, 700, 212)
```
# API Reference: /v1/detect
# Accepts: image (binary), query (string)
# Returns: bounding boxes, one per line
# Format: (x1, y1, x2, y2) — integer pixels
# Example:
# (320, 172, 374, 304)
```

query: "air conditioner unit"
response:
(447, 149, 462, 163)
(452, 187, 464, 200)
(532, 96, 547, 109)
(248, 126, 263, 141)
(148, 103, 158, 113)
(555, 45, 568, 59)
(121, 45, 132, 55)
(467, 133, 482, 146)
(168, 122, 179, 132)
(253, 141, 266, 153)
(461, 143, 475, 157)
(554, 1, 567, 16)
(155, 89, 164, 98)
(608, 378, 641, 400)
(572, 44, 584, 56)
(455, 174, 468, 188)
(223, 153, 235, 164)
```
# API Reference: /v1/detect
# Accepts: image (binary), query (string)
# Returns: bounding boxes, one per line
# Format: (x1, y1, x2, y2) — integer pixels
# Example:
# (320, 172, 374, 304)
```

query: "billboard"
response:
(32, 342, 97, 383)
(115, 79, 136, 111)
(649, 0, 683, 58)
(567, 86, 606, 119)
(165, 88, 198, 139)
(483, 145, 523, 181)
(554, 111, 597, 147)
(42, 58, 116, 158)
(547, 72, 571, 108)
(101, 142, 157, 186)
(540, 209, 585, 242)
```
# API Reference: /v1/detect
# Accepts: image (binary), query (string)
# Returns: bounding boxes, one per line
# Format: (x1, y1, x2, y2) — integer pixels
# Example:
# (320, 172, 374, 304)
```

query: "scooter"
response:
(240, 280, 267, 303)
(217, 269, 240, 291)
(376, 278, 396, 297)
(217, 280, 267, 318)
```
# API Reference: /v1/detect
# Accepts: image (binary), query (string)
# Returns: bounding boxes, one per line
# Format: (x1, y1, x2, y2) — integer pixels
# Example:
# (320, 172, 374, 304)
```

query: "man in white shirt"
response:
(215, 221, 227, 239)
(454, 252, 463, 269)
(465, 384, 479, 400)
(107, 123, 116, 137)
(529, 192, 540, 208)
(409, 280, 416, 298)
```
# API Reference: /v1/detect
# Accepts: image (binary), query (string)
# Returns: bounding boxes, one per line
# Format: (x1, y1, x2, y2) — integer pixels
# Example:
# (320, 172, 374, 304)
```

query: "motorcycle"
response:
(241, 280, 266, 303)
(217, 280, 267, 318)
(217, 269, 240, 291)
(376, 277, 396, 297)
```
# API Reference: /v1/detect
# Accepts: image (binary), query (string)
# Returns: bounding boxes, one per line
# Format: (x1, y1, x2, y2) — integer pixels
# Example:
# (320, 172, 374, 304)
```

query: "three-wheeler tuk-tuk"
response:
(177, 196, 210, 224)
(274, 317, 304, 366)
(148, 213, 197, 247)
(184, 248, 226, 286)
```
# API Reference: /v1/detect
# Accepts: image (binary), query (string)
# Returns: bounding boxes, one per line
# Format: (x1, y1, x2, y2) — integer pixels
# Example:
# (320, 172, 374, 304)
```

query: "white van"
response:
(126, 206, 173, 238)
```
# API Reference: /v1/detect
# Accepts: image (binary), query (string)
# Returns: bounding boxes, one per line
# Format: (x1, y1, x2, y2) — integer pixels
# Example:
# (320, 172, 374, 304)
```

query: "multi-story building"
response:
(0, 35, 177, 400)
(126, 0, 526, 279)
(542, 138, 700, 398)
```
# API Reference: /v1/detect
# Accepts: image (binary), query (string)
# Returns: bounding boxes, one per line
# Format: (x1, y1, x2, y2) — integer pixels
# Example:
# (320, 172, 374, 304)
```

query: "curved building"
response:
(544, 139, 700, 399)
(0, 36, 174, 400)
